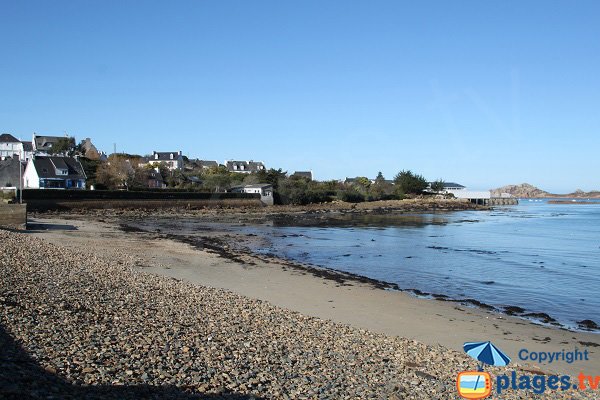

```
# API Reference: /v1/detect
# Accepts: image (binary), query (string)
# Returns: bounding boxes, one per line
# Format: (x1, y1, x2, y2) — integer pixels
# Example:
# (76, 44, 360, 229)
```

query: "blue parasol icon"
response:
(463, 341, 511, 369)
(463, 341, 511, 395)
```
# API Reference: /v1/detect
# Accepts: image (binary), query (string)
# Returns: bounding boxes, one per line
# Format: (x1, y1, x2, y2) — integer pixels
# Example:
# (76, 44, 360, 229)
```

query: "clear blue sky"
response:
(1, 1, 599, 192)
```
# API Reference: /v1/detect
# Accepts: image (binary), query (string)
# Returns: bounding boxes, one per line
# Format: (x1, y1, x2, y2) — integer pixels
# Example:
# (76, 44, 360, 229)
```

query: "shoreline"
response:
(23, 214, 600, 378)
(129, 222, 586, 332)
(30, 197, 489, 221)
(114, 212, 598, 334)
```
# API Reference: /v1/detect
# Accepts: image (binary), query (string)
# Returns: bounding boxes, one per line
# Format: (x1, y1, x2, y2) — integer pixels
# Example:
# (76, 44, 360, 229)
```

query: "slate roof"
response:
(442, 182, 465, 189)
(148, 170, 164, 181)
(0, 133, 20, 143)
(22, 141, 33, 151)
(151, 151, 182, 161)
(292, 171, 313, 180)
(344, 177, 362, 184)
(247, 161, 265, 171)
(226, 160, 265, 172)
(196, 160, 218, 168)
(33, 135, 63, 150)
(226, 161, 246, 171)
(243, 183, 272, 189)
(31, 156, 86, 179)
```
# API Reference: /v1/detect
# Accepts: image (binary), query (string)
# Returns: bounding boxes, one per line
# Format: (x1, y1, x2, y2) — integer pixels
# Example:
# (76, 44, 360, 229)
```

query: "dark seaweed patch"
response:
(577, 319, 600, 331)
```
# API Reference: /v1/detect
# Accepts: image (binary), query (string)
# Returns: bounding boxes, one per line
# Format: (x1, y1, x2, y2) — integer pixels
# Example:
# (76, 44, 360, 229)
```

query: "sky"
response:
(1, 1, 599, 192)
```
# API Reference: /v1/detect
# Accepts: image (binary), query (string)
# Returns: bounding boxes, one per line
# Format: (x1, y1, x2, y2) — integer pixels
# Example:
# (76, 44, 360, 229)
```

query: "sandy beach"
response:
(26, 215, 600, 376)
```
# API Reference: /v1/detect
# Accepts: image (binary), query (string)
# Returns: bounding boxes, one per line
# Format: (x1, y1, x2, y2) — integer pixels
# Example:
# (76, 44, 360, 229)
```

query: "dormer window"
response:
(155, 154, 159, 160)
(170, 153, 174, 160)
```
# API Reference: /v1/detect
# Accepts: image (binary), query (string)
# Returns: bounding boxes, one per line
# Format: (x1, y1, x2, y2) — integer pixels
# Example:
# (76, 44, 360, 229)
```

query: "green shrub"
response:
(339, 188, 365, 203)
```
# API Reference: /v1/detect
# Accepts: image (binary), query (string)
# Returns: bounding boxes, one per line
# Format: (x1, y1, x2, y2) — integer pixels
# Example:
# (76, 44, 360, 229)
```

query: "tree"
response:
(131, 165, 152, 188)
(393, 170, 428, 195)
(78, 157, 102, 186)
(430, 179, 446, 193)
(369, 172, 396, 200)
(339, 187, 365, 203)
(243, 174, 260, 184)
(96, 156, 135, 189)
(201, 168, 233, 192)
(49, 137, 76, 156)
(256, 168, 287, 189)
(277, 177, 336, 205)
(355, 176, 371, 189)
(156, 162, 170, 183)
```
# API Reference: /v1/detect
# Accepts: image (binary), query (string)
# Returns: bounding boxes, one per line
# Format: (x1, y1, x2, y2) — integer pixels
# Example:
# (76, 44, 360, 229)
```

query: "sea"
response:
(238, 199, 600, 331)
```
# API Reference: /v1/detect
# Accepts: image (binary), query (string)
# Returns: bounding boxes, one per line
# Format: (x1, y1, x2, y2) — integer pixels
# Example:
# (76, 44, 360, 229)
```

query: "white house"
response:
(147, 151, 184, 171)
(0, 134, 24, 160)
(442, 182, 466, 191)
(425, 181, 466, 193)
(24, 156, 86, 189)
(230, 183, 274, 205)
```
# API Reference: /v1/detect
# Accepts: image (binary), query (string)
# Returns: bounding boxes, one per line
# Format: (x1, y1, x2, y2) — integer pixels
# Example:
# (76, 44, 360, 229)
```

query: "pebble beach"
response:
(0, 228, 595, 399)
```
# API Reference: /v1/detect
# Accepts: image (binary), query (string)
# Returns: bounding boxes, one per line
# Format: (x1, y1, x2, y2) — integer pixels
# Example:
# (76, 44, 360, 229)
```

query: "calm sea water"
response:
(241, 200, 600, 331)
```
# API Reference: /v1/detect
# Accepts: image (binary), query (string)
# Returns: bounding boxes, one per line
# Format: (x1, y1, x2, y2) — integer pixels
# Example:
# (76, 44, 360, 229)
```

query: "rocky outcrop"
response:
(491, 183, 600, 198)
(491, 183, 551, 198)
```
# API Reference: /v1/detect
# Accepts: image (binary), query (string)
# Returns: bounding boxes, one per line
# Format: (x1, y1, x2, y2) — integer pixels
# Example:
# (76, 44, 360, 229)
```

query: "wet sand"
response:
(27, 216, 600, 377)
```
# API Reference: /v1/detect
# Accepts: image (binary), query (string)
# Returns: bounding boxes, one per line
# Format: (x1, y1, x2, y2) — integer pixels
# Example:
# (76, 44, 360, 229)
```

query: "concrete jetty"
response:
(450, 190, 519, 206)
